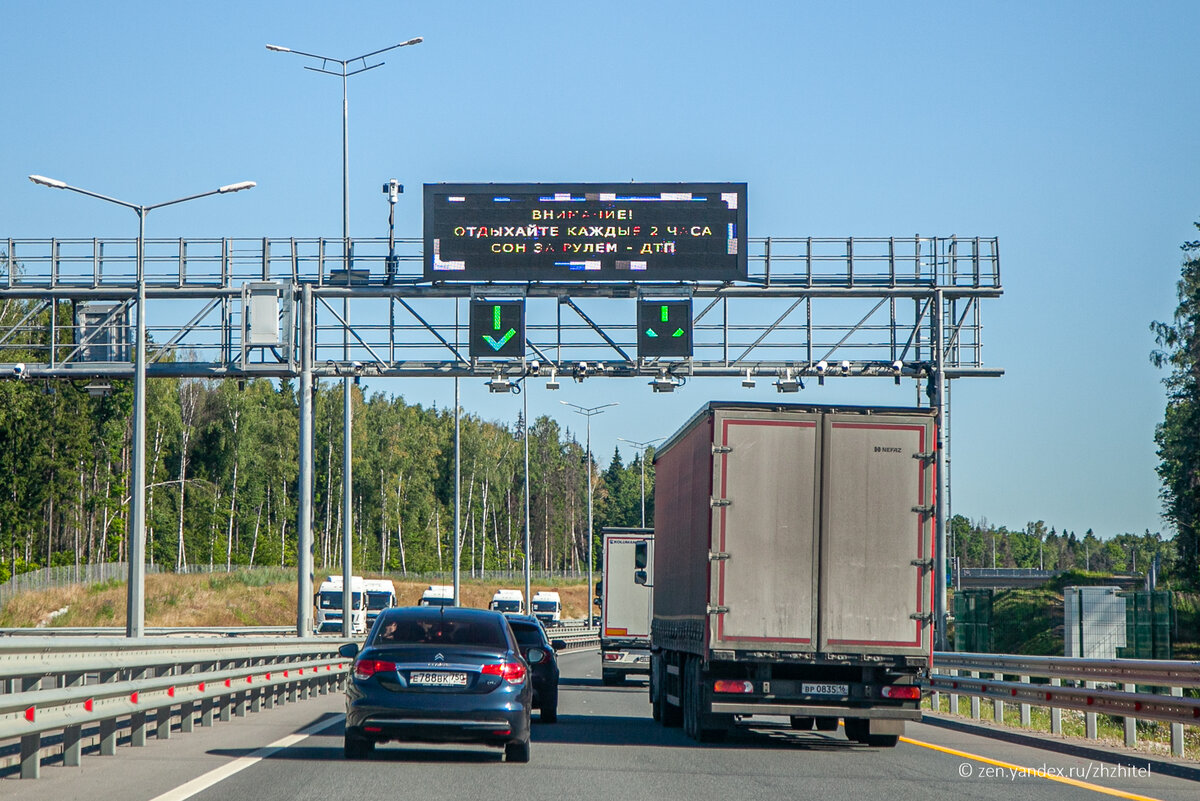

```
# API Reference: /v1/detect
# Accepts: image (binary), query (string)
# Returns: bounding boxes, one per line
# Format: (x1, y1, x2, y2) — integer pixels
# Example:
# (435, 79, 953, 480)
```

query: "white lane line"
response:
(148, 715, 344, 801)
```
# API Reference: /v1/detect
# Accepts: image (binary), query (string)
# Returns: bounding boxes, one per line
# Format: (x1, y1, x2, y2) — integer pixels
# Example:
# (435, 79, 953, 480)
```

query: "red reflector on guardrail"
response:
(1086, 697, 1095, 705)
(131, 692, 138, 704)
(1045, 692, 1053, 701)
(199, 683, 206, 692)
(84, 698, 93, 712)
(24, 707, 35, 723)
(1010, 689, 1017, 696)
(168, 686, 175, 697)
(246, 676, 253, 684)
(283, 671, 289, 677)
(266, 673, 272, 680)
(224, 679, 232, 688)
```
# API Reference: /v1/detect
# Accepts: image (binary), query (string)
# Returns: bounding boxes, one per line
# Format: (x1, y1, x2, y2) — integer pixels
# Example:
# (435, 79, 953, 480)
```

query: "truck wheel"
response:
(844, 718, 868, 743)
(864, 734, 900, 748)
(814, 717, 839, 731)
(601, 669, 621, 686)
(790, 716, 815, 731)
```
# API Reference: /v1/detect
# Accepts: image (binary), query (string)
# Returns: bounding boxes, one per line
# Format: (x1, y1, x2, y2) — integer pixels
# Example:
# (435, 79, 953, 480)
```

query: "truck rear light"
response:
(482, 662, 527, 683)
(603, 653, 621, 661)
(881, 685, 921, 700)
(713, 680, 754, 694)
(354, 659, 397, 680)
(364, 726, 383, 733)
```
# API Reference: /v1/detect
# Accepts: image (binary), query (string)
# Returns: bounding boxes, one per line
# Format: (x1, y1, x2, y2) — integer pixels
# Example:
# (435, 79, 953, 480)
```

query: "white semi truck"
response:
(489, 588, 525, 614)
(531, 591, 562, 626)
(648, 402, 935, 746)
(598, 528, 654, 685)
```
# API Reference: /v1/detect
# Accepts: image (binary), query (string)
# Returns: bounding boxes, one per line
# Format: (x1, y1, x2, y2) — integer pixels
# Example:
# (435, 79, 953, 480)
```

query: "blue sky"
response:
(4, 1, 1199, 539)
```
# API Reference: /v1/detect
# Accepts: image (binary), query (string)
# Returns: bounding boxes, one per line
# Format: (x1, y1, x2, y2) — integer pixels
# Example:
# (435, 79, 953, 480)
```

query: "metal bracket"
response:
(910, 558, 933, 569)
(910, 612, 933, 623)
(707, 605, 730, 615)
(709, 551, 731, 561)
(711, 498, 731, 508)
(912, 451, 936, 463)
(712, 445, 733, 454)
(911, 505, 934, 516)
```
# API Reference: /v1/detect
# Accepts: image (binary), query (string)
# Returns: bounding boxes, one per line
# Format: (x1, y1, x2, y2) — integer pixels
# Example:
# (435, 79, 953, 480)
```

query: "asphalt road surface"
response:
(4, 649, 1198, 801)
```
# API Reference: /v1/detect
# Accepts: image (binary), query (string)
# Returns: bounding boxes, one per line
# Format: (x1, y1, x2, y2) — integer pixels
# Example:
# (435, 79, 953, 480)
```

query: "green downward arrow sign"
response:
(672, 328, 685, 337)
(483, 328, 517, 350)
(645, 328, 658, 337)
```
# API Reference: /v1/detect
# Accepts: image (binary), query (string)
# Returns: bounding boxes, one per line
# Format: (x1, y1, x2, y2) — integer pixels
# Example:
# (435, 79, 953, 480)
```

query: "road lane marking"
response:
(147, 715, 343, 801)
(901, 735, 1165, 801)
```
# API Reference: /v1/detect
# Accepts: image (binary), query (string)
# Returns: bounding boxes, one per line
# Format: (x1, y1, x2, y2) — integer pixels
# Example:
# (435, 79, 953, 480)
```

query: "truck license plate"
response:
(802, 682, 849, 696)
(409, 671, 468, 687)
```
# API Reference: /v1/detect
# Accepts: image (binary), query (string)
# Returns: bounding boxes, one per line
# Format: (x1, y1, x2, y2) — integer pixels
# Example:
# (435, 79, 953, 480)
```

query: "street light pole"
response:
(561, 401, 617, 613)
(28, 175, 254, 637)
(617, 437, 663, 528)
(268, 37, 423, 634)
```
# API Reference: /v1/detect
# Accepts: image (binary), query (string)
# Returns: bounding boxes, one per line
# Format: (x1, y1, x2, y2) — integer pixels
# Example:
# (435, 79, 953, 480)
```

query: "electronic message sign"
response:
(424, 183, 746, 281)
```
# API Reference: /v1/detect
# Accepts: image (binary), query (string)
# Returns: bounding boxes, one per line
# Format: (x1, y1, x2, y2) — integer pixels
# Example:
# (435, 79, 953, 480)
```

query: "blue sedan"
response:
(339, 606, 533, 762)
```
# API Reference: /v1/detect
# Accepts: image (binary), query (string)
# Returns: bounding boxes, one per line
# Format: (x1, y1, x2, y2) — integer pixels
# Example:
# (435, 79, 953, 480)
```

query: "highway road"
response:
(3, 649, 1197, 801)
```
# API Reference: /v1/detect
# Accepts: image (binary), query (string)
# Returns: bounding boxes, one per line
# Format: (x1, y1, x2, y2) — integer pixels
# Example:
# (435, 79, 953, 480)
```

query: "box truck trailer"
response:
(648, 402, 934, 746)
(599, 528, 654, 684)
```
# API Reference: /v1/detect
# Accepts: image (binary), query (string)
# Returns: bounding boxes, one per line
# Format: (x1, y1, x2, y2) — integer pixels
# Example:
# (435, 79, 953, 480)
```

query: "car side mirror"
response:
(551, 639, 567, 652)
(634, 569, 647, 586)
(593, 597, 601, 607)
(338, 642, 360, 658)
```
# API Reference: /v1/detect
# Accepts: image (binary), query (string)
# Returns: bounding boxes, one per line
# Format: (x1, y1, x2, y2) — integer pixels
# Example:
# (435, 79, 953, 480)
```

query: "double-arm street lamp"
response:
(267, 37, 422, 635)
(28, 175, 255, 637)
(617, 437, 664, 528)
(560, 401, 617, 612)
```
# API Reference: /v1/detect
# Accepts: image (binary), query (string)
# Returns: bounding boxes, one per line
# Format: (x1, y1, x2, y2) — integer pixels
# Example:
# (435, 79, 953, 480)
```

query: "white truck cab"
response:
(315, 575, 368, 635)
(489, 588, 525, 614)
(418, 584, 455, 607)
(531, 591, 562, 626)
(364, 578, 397, 628)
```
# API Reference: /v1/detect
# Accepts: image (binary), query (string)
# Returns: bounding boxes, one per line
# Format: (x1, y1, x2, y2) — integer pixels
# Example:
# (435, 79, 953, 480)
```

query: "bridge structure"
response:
(1, 233, 1003, 647)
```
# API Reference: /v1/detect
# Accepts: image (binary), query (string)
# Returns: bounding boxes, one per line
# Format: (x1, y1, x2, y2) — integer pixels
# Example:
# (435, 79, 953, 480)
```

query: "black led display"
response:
(468, 299, 525, 358)
(637, 299, 693, 358)
(424, 183, 747, 281)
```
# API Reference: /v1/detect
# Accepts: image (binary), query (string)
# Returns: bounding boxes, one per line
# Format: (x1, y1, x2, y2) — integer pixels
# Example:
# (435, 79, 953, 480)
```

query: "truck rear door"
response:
(709, 409, 820, 652)
(603, 535, 653, 640)
(818, 413, 934, 656)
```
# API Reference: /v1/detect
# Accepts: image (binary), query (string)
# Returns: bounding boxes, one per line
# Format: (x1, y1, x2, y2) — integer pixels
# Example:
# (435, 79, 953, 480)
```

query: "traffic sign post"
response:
(469, 298, 525, 358)
(637, 299, 692, 358)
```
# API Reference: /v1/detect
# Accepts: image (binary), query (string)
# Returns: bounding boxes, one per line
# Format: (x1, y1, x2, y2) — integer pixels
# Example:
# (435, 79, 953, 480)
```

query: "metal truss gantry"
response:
(1, 234, 1003, 647)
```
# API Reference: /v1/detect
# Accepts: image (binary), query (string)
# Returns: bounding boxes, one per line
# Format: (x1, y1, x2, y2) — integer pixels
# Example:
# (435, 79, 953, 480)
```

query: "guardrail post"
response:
(63, 671, 85, 766)
(180, 700, 195, 733)
(970, 671, 980, 719)
(992, 672, 1005, 724)
(19, 732, 41, 779)
(1171, 686, 1184, 757)
(219, 692, 232, 723)
(948, 669, 959, 716)
(99, 669, 119, 755)
(251, 685, 263, 713)
(156, 701, 173, 740)
(1050, 678, 1061, 735)
(1019, 675, 1030, 727)
(201, 694, 215, 727)
(1084, 681, 1097, 739)
(1122, 682, 1136, 747)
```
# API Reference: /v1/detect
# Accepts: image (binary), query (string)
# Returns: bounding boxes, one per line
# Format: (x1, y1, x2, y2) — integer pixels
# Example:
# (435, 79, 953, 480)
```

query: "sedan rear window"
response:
(374, 616, 505, 647)
(508, 624, 546, 648)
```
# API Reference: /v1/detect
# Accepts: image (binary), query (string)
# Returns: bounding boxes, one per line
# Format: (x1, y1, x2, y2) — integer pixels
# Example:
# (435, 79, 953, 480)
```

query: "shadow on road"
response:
(533, 713, 860, 752)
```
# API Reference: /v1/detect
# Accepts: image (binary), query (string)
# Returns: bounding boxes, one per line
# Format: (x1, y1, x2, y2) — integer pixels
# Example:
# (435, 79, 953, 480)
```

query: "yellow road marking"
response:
(901, 735, 1165, 801)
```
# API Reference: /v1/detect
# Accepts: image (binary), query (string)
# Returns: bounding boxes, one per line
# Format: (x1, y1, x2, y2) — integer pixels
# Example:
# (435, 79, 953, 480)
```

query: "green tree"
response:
(1151, 221, 1200, 587)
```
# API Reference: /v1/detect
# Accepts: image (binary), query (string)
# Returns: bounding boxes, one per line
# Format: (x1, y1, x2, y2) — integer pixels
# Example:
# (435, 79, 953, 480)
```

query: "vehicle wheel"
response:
(790, 716, 815, 731)
(343, 734, 374, 760)
(864, 733, 900, 748)
(814, 717, 839, 732)
(843, 718, 868, 743)
(540, 688, 558, 723)
(601, 669, 621, 686)
(691, 658, 728, 743)
(504, 738, 531, 763)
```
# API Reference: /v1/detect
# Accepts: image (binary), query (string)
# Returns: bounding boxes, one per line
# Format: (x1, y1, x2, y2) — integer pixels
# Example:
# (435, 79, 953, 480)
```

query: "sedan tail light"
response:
(354, 658, 397, 680)
(481, 662, 527, 684)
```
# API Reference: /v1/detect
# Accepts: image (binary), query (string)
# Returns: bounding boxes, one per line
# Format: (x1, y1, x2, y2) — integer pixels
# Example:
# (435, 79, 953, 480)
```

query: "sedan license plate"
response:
(802, 682, 849, 696)
(409, 671, 468, 687)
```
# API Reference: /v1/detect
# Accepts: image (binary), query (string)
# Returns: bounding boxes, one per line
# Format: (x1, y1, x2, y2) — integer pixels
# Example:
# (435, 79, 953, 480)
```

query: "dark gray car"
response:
(339, 606, 533, 762)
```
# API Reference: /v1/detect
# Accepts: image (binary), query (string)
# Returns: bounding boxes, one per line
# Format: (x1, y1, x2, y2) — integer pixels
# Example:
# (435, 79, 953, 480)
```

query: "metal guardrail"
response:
(0, 636, 351, 779)
(0, 626, 296, 638)
(930, 651, 1200, 758)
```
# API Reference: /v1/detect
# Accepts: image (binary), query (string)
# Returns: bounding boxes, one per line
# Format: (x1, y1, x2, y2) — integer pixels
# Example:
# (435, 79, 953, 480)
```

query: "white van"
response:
(531, 591, 562, 626)
(418, 584, 455, 607)
(364, 578, 397, 627)
(488, 588, 525, 614)
(315, 575, 367, 635)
